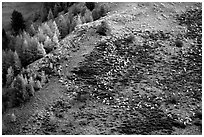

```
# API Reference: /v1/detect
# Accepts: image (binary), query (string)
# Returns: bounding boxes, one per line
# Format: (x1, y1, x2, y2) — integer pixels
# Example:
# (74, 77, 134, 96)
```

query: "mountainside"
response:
(2, 2, 202, 135)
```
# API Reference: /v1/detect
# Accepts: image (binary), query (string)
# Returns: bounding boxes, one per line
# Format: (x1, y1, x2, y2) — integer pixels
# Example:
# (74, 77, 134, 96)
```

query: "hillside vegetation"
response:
(2, 2, 202, 135)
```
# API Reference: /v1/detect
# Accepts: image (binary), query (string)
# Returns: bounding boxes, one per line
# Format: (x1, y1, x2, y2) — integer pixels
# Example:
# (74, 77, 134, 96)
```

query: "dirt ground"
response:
(2, 2, 202, 135)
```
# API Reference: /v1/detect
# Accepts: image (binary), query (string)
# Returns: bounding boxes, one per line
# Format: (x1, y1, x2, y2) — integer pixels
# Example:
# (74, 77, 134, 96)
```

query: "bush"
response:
(92, 8, 100, 21)
(25, 84, 35, 97)
(85, 2, 95, 11)
(96, 21, 111, 36)
(84, 9, 93, 23)
(99, 5, 107, 17)
(2, 88, 21, 111)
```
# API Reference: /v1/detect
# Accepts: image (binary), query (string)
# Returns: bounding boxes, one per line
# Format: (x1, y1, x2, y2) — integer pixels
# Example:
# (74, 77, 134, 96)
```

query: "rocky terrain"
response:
(2, 2, 202, 135)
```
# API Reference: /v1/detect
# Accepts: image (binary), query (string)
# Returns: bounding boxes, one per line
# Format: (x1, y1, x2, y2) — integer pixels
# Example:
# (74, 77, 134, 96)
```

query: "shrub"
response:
(34, 80, 42, 91)
(92, 8, 100, 21)
(41, 22, 53, 38)
(50, 21, 60, 38)
(37, 42, 46, 56)
(84, 9, 93, 23)
(85, 2, 95, 11)
(25, 84, 35, 97)
(13, 75, 30, 104)
(99, 5, 107, 17)
(2, 29, 9, 50)
(56, 15, 69, 38)
(36, 28, 47, 43)
(92, 4, 108, 21)
(96, 21, 111, 36)
(70, 3, 82, 16)
(6, 66, 14, 87)
(28, 24, 37, 36)
(13, 51, 21, 76)
(44, 36, 54, 53)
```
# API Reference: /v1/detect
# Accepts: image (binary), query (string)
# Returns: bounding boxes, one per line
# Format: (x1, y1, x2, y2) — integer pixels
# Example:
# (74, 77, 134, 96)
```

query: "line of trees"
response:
(2, 2, 109, 113)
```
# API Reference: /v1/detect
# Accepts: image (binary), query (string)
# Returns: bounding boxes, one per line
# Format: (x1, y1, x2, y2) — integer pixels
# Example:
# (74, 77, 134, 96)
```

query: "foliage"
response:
(11, 10, 26, 35)
(56, 14, 68, 38)
(44, 36, 54, 53)
(2, 29, 9, 50)
(83, 9, 93, 23)
(37, 42, 46, 56)
(13, 74, 30, 104)
(85, 2, 95, 11)
(28, 24, 37, 36)
(6, 66, 14, 87)
(92, 8, 100, 21)
(96, 21, 111, 36)
(47, 8, 54, 20)
(40, 22, 53, 38)
(13, 50, 22, 76)
(25, 84, 35, 97)
(92, 4, 108, 21)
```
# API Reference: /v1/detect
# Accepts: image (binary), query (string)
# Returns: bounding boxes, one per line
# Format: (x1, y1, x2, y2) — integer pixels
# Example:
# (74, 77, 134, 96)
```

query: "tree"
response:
(44, 36, 53, 53)
(96, 21, 111, 36)
(6, 66, 14, 87)
(40, 4, 48, 22)
(37, 42, 46, 56)
(57, 15, 68, 38)
(41, 22, 53, 38)
(36, 27, 47, 43)
(11, 10, 26, 35)
(28, 24, 37, 36)
(13, 74, 29, 102)
(76, 14, 83, 25)
(99, 5, 107, 17)
(25, 84, 35, 97)
(47, 20, 60, 39)
(52, 32, 59, 48)
(92, 8, 100, 21)
(84, 9, 93, 23)
(47, 8, 54, 20)
(53, 4, 60, 17)
(13, 51, 21, 76)
(85, 2, 95, 11)
(2, 29, 9, 50)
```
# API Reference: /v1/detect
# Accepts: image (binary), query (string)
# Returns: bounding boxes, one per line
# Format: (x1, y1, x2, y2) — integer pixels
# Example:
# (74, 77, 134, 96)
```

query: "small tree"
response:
(47, 8, 54, 20)
(96, 21, 111, 36)
(6, 66, 14, 87)
(57, 15, 68, 38)
(40, 4, 48, 22)
(52, 32, 59, 48)
(84, 9, 93, 23)
(48, 20, 60, 39)
(26, 84, 35, 97)
(11, 10, 26, 35)
(2, 29, 9, 50)
(99, 5, 107, 17)
(13, 74, 28, 102)
(37, 42, 46, 57)
(29, 24, 37, 36)
(53, 3, 60, 17)
(92, 8, 100, 21)
(13, 51, 21, 76)
(42, 22, 53, 37)
(85, 2, 95, 11)
(44, 36, 53, 53)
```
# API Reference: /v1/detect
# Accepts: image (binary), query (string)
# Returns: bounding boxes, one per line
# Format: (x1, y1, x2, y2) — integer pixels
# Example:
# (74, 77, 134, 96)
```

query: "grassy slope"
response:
(2, 2, 202, 135)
